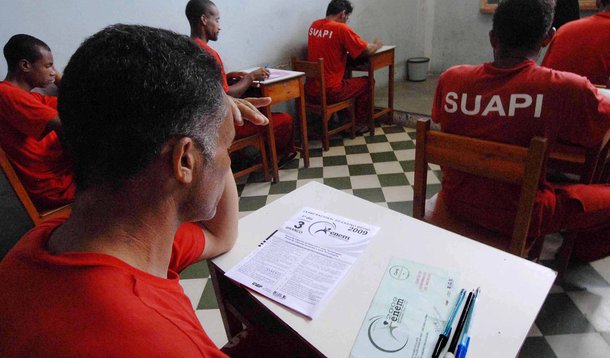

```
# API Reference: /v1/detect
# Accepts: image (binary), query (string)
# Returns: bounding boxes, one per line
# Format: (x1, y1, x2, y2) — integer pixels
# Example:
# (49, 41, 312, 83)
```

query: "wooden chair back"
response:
(291, 57, 355, 151)
(413, 119, 548, 257)
(0, 145, 71, 225)
(229, 133, 271, 182)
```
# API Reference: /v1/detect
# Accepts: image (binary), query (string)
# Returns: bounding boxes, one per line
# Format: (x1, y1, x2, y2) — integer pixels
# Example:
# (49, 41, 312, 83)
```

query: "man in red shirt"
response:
(0, 34, 75, 210)
(307, 0, 383, 133)
(432, 0, 610, 261)
(542, 0, 610, 85)
(186, 0, 296, 165)
(0, 24, 247, 357)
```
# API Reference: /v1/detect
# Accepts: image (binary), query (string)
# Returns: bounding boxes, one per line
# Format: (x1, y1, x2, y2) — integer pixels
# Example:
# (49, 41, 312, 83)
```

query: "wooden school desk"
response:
(251, 69, 310, 182)
(209, 181, 556, 358)
(348, 45, 396, 136)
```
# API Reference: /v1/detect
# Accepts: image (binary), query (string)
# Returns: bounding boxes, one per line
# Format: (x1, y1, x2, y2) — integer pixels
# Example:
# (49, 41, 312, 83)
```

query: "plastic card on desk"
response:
(350, 257, 459, 358)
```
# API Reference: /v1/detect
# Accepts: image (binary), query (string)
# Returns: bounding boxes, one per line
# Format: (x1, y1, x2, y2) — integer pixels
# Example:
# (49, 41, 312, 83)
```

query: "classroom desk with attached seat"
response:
(348, 45, 396, 136)
(209, 181, 556, 358)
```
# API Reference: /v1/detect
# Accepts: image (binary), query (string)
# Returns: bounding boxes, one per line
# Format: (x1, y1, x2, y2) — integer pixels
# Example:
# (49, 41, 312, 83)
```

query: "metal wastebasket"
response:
(407, 57, 430, 82)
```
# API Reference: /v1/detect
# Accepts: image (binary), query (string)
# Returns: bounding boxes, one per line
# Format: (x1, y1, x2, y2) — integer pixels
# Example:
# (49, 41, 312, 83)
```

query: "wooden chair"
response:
(229, 133, 271, 182)
(0, 145, 71, 225)
(291, 57, 355, 151)
(413, 119, 548, 258)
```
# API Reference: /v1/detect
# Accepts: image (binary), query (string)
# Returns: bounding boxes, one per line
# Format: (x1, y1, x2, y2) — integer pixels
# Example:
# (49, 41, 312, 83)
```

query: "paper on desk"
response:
(225, 207, 379, 318)
(350, 257, 459, 358)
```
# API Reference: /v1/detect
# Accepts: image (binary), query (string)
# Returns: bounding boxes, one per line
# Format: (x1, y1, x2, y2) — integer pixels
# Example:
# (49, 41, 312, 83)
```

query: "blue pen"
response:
(455, 287, 480, 358)
(431, 289, 466, 358)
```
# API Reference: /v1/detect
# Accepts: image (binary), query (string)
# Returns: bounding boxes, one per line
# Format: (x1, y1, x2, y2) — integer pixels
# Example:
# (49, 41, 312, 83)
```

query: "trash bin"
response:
(407, 57, 430, 82)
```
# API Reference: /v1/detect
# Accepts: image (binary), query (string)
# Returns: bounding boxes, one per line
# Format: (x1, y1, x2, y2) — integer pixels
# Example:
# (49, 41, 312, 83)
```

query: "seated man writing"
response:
(0, 24, 247, 356)
(432, 0, 610, 261)
(0, 34, 74, 210)
(186, 0, 296, 165)
(542, 0, 610, 86)
(306, 0, 383, 134)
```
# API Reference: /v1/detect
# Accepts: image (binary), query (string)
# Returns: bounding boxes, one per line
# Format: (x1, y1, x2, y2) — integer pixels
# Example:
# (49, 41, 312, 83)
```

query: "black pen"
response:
(445, 290, 474, 358)
(432, 289, 466, 358)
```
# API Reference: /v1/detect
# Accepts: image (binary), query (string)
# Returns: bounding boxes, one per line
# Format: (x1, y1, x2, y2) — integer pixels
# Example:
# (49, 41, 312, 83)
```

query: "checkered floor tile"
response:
(179, 122, 610, 357)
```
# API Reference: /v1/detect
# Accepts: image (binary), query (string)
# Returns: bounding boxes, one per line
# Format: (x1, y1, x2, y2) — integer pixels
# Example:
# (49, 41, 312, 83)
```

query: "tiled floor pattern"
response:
(180, 122, 610, 357)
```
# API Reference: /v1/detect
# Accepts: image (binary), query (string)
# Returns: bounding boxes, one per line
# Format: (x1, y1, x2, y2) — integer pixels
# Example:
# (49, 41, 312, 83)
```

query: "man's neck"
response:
(191, 29, 209, 43)
(48, 182, 181, 278)
(326, 14, 342, 22)
(492, 48, 539, 69)
(3, 73, 33, 91)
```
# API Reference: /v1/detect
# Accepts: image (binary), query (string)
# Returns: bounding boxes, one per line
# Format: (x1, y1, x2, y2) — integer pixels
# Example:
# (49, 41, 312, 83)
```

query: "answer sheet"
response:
(225, 207, 379, 318)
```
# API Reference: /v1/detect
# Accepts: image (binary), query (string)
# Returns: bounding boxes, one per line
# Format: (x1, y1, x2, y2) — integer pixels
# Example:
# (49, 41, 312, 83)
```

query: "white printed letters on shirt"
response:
(309, 27, 334, 39)
(444, 92, 543, 118)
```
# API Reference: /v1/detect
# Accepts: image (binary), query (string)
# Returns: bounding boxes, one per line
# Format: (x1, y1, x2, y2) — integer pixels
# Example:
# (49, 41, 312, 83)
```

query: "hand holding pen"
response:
(432, 289, 466, 358)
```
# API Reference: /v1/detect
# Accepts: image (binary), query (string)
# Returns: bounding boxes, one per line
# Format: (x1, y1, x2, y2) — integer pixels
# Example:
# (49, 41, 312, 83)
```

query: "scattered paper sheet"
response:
(225, 207, 380, 318)
(350, 257, 460, 358)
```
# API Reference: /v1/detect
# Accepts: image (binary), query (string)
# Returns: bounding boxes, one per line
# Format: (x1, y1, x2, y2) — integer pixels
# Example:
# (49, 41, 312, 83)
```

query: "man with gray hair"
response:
(0, 24, 239, 356)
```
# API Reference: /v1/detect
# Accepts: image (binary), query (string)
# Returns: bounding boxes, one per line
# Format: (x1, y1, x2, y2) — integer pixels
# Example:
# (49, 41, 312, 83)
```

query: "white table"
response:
(210, 182, 556, 357)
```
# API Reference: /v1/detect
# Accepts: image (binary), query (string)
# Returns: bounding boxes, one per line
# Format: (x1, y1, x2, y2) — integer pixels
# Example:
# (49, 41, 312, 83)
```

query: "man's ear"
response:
(18, 59, 31, 73)
(200, 14, 208, 26)
(489, 30, 498, 49)
(542, 27, 556, 48)
(172, 137, 200, 184)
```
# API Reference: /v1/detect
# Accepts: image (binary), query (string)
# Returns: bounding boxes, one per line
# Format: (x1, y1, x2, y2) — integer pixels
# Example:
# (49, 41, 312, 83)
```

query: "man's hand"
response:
(247, 67, 270, 81)
(365, 38, 384, 56)
(230, 97, 271, 127)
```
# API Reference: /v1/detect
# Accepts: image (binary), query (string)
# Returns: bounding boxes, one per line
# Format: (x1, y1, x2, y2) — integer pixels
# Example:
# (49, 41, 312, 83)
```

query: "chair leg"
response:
(322, 113, 330, 151)
(349, 104, 356, 140)
(258, 136, 271, 182)
(556, 232, 575, 283)
(527, 236, 545, 262)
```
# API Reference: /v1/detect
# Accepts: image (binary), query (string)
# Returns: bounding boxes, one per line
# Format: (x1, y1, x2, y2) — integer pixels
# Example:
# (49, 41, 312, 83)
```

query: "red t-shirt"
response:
(194, 38, 230, 93)
(542, 12, 610, 86)
(0, 81, 75, 210)
(0, 219, 227, 357)
(432, 60, 610, 236)
(306, 19, 368, 93)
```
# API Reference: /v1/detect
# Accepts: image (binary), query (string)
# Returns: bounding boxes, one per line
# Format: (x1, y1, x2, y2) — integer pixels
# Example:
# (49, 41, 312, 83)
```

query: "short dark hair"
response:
(185, 0, 216, 28)
(492, 0, 555, 52)
(3, 34, 51, 72)
(58, 24, 225, 191)
(326, 0, 353, 16)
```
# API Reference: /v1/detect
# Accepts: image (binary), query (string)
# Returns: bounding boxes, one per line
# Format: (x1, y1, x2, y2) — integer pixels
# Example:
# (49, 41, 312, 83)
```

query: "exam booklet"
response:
(225, 207, 379, 318)
(350, 257, 459, 358)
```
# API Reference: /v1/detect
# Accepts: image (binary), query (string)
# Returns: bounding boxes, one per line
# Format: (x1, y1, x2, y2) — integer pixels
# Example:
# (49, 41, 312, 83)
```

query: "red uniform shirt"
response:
(307, 19, 368, 93)
(194, 38, 230, 93)
(0, 219, 227, 357)
(0, 81, 75, 210)
(542, 12, 610, 86)
(432, 60, 610, 236)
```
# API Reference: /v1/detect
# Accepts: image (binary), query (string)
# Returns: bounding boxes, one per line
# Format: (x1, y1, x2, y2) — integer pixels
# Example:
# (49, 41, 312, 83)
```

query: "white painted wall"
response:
(429, 1, 598, 73)
(0, 0, 424, 84)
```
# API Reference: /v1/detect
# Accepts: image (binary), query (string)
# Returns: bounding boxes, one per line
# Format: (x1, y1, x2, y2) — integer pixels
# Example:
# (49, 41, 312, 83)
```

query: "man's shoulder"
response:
(440, 64, 484, 81)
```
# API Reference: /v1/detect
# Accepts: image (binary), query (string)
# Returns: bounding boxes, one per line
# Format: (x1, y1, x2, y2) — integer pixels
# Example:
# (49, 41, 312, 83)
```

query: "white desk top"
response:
(242, 67, 305, 85)
(213, 182, 556, 358)
(375, 45, 396, 54)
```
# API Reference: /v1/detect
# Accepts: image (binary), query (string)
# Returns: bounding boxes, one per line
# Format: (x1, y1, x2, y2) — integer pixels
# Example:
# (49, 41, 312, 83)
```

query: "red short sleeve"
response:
(170, 222, 205, 273)
(0, 82, 58, 139)
(341, 25, 368, 59)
